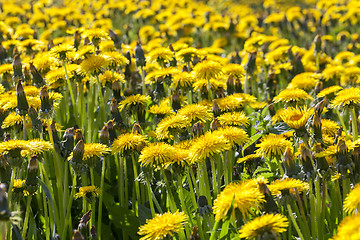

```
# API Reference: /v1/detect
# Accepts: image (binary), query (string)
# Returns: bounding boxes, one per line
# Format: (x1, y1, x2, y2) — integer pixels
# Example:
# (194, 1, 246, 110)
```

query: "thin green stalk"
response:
(131, 153, 141, 212)
(244, 74, 249, 94)
(189, 168, 199, 195)
(87, 80, 95, 143)
(90, 167, 96, 228)
(7, 166, 17, 208)
(209, 220, 220, 240)
(141, 67, 146, 95)
(21, 196, 32, 239)
(315, 178, 324, 240)
(309, 183, 317, 238)
(61, 173, 76, 240)
(287, 203, 305, 240)
(210, 160, 217, 199)
(275, 157, 284, 176)
(63, 61, 77, 118)
(23, 115, 26, 140)
(145, 177, 156, 217)
(351, 106, 358, 141)
(95, 75, 106, 126)
(199, 161, 212, 205)
(97, 158, 106, 240)
(160, 166, 177, 213)
(207, 80, 214, 101)
(115, 154, 124, 207)
(177, 174, 193, 228)
(335, 109, 350, 140)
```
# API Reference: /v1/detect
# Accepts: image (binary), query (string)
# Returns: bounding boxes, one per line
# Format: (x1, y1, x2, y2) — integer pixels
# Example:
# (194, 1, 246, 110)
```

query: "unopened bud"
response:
(132, 123, 142, 135)
(25, 155, 38, 195)
(71, 139, 84, 174)
(99, 125, 110, 146)
(74, 31, 81, 50)
(78, 209, 92, 230)
(210, 118, 221, 131)
(135, 41, 146, 67)
(39, 86, 52, 116)
(109, 29, 121, 50)
(192, 121, 204, 137)
(13, 54, 23, 79)
(30, 62, 45, 88)
(72, 230, 84, 240)
(314, 34, 322, 54)
(16, 80, 29, 116)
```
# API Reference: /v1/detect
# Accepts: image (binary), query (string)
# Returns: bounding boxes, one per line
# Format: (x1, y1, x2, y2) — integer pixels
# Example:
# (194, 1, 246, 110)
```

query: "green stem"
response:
(145, 177, 156, 217)
(115, 154, 124, 207)
(351, 106, 358, 141)
(177, 175, 193, 228)
(244, 74, 249, 94)
(207, 80, 214, 101)
(275, 157, 284, 176)
(7, 166, 17, 209)
(131, 153, 140, 215)
(209, 221, 220, 240)
(61, 173, 76, 239)
(95, 75, 106, 126)
(199, 161, 212, 205)
(97, 158, 106, 240)
(63, 61, 76, 117)
(210, 160, 217, 199)
(287, 203, 305, 240)
(87, 80, 95, 143)
(160, 166, 177, 212)
(90, 167, 96, 228)
(21, 196, 32, 239)
(335, 109, 350, 140)
(23, 115, 26, 140)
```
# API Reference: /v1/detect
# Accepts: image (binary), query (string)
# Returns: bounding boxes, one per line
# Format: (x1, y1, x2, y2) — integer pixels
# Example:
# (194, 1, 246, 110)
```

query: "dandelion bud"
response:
(61, 127, 75, 159)
(51, 121, 62, 155)
(197, 195, 212, 216)
(47, 39, 54, 51)
(4, 134, 10, 142)
(132, 122, 142, 135)
(111, 98, 124, 128)
(314, 81, 323, 96)
(336, 139, 354, 176)
(30, 62, 45, 88)
(78, 209, 92, 230)
(25, 155, 38, 195)
(314, 34, 322, 54)
(0, 43, 7, 63)
(299, 144, 314, 178)
(245, 51, 257, 76)
(16, 80, 29, 116)
(105, 119, 117, 144)
(99, 125, 110, 146)
(112, 81, 121, 102)
(24, 66, 31, 84)
(12, 54, 23, 80)
(0, 183, 11, 221)
(135, 41, 146, 67)
(210, 118, 221, 131)
(230, 50, 241, 64)
(314, 98, 326, 115)
(72, 230, 84, 240)
(313, 143, 328, 172)
(172, 90, 181, 112)
(334, 127, 342, 145)
(109, 29, 121, 50)
(71, 139, 85, 174)
(39, 86, 53, 117)
(28, 106, 42, 133)
(91, 225, 98, 240)
(283, 147, 299, 178)
(312, 111, 322, 143)
(74, 129, 84, 144)
(259, 182, 278, 213)
(124, 50, 132, 79)
(212, 101, 220, 117)
(74, 30, 81, 50)
(192, 121, 204, 137)
(84, 37, 90, 46)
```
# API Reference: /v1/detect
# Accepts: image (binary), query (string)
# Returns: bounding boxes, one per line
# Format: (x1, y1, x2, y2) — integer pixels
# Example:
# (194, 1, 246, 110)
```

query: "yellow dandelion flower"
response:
(215, 93, 257, 112)
(255, 134, 293, 159)
(75, 45, 95, 60)
(175, 139, 193, 150)
(0, 64, 13, 75)
(12, 179, 29, 197)
(118, 94, 150, 112)
(1, 112, 23, 129)
(50, 43, 75, 61)
(217, 112, 249, 127)
(239, 214, 289, 239)
(317, 86, 343, 98)
(102, 52, 129, 69)
(138, 211, 187, 240)
(147, 47, 173, 64)
(331, 214, 360, 240)
(322, 119, 340, 137)
(75, 186, 100, 199)
(45, 67, 68, 88)
(148, 99, 173, 115)
(167, 147, 191, 166)
(237, 153, 262, 164)
(83, 143, 110, 161)
(213, 180, 265, 222)
(82, 28, 110, 42)
(80, 55, 108, 76)
(322, 65, 344, 81)
(176, 47, 199, 62)
(281, 106, 313, 129)
(177, 104, 213, 123)
(344, 182, 360, 214)
(172, 72, 194, 89)
(268, 178, 309, 195)
(193, 78, 227, 92)
(273, 88, 313, 104)
(190, 131, 231, 163)
(22, 139, 52, 156)
(287, 72, 320, 90)
(112, 133, 148, 154)
(215, 126, 249, 147)
(156, 114, 191, 140)
(331, 87, 360, 108)
(223, 64, 245, 79)
(99, 71, 125, 85)
(138, 142, 175, 167)
(193, 60, 223, 80)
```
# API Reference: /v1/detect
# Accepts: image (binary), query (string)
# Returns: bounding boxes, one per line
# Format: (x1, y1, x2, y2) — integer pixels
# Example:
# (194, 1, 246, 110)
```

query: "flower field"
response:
(1, 0, 360, 239)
